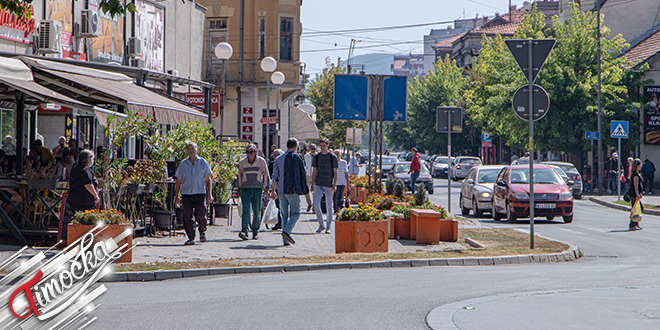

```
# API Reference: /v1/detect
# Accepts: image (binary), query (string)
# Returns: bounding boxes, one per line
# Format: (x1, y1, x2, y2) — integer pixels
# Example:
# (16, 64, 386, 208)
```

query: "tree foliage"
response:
(0, 0, 134, 20)
(386, 57, 480, 154)
(306, 57, 367, 149)
(466, 4, 647, 154)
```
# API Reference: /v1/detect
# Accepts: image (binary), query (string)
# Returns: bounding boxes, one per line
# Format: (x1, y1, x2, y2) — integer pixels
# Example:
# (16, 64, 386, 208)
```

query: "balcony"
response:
(204, 59, 302, 88)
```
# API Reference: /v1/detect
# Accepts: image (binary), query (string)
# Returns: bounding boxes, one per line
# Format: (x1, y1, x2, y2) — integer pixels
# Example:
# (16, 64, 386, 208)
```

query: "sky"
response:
(300, 0, 529, 76)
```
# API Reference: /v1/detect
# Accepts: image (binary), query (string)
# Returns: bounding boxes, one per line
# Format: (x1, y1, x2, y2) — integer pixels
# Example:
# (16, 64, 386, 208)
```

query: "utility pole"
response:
(595, 0, 608, 195)
(238, 0, 244, 139)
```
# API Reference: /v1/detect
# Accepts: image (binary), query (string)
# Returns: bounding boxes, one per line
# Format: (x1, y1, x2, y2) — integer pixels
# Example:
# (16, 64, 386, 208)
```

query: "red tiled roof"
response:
(620, 29, 660, 65)
(502, 8, 528, 23)
(432, 32, 466, 48)
(470, 22, 519, 36)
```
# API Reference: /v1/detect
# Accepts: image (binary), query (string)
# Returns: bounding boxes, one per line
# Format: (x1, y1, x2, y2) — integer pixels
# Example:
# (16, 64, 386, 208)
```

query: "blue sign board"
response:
(383, 76, 407, 122)
(481, 133, 492, 142)
(585, 131, 600, 140)
(334, 75, 368, 121)
(610, 121, 629, 139)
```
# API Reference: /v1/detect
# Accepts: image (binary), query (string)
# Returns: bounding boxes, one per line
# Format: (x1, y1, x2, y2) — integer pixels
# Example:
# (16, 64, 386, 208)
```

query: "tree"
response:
(306, 57, 367, 149)
(386, 57, 480, 154)
(0, 0, 134, 20)
(466, 4, 647, 155)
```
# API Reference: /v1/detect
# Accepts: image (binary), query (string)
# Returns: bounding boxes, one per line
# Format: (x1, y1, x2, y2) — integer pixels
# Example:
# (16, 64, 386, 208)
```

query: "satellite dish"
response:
(298, 104, 316, 115)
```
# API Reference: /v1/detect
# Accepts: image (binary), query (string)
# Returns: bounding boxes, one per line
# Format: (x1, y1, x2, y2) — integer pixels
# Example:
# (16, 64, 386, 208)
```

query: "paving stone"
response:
(517, 255, 532, 264)
(307, 264, 331, 271)
(477, 258, 494, 265)
(349, 262, 372, 269)
(234, 267, 261, 274)
(463, 258, 479, 266)
(428, 259, 449, 266)
(327, 263, 351, 270)
(259, 265, 285, 273)
(208, 268, 235, 275)
(390, 260, 412, 267)
(446, 258, 463, 266)
(368, 261, 392, 268)
(181, 269, 210, 278)
(284, 265, 309, 272)
(126, 272, 155, 282)
(411, 259, 430, 267)
(155, 271, 182, 280)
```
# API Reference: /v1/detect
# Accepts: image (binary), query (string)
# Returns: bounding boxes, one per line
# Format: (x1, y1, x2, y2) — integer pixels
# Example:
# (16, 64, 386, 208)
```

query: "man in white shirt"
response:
(303, 144, 316, 212)
(333, 150, 349, 214)
(349, 152, 362, 176)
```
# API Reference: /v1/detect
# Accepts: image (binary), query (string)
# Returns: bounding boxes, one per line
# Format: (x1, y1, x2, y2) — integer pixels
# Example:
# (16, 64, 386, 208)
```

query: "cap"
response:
(246, 144, 257, 152)
(612, 152, 618, 157)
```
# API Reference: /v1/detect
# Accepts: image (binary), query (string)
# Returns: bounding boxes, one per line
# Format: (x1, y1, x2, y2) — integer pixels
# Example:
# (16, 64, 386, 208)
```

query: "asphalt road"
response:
(88, 180, 660, 330)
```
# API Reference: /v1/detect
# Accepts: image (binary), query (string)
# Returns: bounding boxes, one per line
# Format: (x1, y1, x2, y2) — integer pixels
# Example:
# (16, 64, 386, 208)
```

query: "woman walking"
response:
(628, 158, 643, 230)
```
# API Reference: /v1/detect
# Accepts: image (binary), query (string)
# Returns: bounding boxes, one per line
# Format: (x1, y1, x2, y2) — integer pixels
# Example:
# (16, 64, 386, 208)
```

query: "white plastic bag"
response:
(263, 199, 279, 225)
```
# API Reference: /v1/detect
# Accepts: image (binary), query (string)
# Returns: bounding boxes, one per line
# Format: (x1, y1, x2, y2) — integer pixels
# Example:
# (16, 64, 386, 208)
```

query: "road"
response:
(88, 178, 660, 330)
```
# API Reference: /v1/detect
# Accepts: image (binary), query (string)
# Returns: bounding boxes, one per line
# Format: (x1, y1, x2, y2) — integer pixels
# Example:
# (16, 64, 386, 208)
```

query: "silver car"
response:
(459, 165, 505, 217)
(451, 156, 483, 181)
(431, 156, 453, 178)
(542, 161, 582, 199)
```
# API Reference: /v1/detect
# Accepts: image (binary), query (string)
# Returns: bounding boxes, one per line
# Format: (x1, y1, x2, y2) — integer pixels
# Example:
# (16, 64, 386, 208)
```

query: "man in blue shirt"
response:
(175, 142, 213, 246)
(271, 138, 307, 246)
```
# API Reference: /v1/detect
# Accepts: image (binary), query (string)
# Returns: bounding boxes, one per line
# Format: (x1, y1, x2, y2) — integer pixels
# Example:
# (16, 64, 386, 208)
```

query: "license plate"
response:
(535, 203, 556, 209)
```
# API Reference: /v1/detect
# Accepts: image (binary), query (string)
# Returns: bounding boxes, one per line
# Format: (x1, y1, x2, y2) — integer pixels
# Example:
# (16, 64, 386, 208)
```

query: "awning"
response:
(22, 58, 207, 125)
(0, 58, 93, 110)
(289, 107, 319, 140)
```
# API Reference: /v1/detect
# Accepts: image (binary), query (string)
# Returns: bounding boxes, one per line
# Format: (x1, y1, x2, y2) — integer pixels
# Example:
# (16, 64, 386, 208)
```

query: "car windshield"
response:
(509, 168, 563, 184)
(460, 158, 482, 165)
(370, 156, 398, 165)
(557, 164, 577, 173)
(552, 166, 568, 177)
(395, 163, 429, 173)
(477, 169, 500, 183)
(434, 157, 449, 164)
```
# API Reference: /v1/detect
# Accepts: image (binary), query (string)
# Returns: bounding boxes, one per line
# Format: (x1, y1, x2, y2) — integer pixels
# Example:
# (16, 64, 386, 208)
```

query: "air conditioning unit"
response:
(79, 10, 99, 37)
(37, 20, 62, 54)
(130, 58, 145, 68)
(127, 37, 142, 58)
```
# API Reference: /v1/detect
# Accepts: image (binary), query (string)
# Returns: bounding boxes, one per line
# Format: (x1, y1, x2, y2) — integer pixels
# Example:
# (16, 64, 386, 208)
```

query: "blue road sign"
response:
(334, 75, 368, 121)
(482, 133, 492, 142)
(610, 121, 629, 139)
(585, 131, 600, 140)
(383, 76, 407, 122)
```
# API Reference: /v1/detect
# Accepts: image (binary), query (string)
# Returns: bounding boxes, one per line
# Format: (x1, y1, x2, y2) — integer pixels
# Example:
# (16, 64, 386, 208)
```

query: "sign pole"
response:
(617, 137, 621, 201)
(352, 128, 356, 175)
(528, 39, 535, 250)
(591, 139, 594, 194)
(447, 108, 452, 214)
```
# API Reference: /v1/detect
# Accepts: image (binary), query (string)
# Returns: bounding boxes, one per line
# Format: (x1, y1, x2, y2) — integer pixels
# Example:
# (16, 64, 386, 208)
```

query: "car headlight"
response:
(513, 192, 529, 200)
(480, 192, 491, 198)
(559, 193, 573, 200)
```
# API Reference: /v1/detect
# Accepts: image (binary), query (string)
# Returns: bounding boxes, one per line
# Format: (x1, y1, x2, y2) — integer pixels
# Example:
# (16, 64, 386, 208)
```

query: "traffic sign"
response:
(505, 39, 556, 83)
(334, 75, 368, 120)
(482, 133, 492, 147)
(585, 131, 600, 140)
(383, 76, 407, 122)
(610, 121, 629, 139)
(511, 84, 550, 121)
(436, 107, 463, 133)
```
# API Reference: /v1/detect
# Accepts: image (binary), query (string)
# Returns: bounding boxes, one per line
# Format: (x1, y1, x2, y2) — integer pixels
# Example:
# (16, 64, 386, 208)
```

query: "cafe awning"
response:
(21, 58, 206, 125)
(289, 107, 319, 140)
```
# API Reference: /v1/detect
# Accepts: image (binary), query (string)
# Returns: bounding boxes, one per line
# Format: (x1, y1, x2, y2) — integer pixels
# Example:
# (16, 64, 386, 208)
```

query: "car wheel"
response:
(492, 201, 502, 221)
(545, 216, 555, 221)
(460, 194, 470, 216)
(473, 197, 484, 218)
(563, 214, 574, 223)
(506, 203, 517, 223)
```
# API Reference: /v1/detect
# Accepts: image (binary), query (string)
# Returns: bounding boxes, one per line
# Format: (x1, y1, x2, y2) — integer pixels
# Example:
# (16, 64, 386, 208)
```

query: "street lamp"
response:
(261, 56, 277, 158)
(271, 71, 285, 145)
(214, 42, 233, 139)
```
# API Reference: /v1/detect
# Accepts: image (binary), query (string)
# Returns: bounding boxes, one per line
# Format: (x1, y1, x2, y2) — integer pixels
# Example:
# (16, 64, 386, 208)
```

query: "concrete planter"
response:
(335, 220, 388, 253)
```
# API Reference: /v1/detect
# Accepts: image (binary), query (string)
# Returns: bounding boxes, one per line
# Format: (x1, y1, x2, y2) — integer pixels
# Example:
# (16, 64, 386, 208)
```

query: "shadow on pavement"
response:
(230, 244, 284, 250)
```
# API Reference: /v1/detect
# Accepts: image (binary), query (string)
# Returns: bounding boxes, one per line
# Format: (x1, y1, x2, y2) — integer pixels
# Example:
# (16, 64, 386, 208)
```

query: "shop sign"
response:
(0, 6, 36, 38)
(184, 92, 220, 119)
(644, 85, 660, 144)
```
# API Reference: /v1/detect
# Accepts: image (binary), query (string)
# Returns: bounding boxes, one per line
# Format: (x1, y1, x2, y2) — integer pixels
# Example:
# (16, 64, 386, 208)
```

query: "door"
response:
(462, 168, 476, 205)
(76, 116, 95, 152)
(493, 167, 508, 212)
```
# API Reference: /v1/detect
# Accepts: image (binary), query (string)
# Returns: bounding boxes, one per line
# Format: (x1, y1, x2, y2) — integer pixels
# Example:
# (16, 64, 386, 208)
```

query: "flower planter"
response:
(388, 217, 410, 240)
(213, 203, 231, 218)
(358, 188, 367, 204)
(335, 220, 388, 253)
(27, 179, 58, 190)
(67, 223, 133, 263)
(439, 219, 458, 242)
(409, 209, 439, 242)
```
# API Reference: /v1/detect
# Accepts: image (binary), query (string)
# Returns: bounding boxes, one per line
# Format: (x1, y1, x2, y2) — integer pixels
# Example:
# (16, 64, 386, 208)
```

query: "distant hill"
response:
(343, 53, 395, 75)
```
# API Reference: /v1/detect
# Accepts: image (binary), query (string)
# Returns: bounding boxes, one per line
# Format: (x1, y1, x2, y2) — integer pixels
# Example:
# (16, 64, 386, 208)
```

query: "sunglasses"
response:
(247, 151, 255, 154)
(310, 147, 316, 150)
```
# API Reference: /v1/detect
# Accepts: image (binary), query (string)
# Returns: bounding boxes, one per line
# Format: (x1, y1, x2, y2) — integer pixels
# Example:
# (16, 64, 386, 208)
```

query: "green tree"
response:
(386, 57, 480, 154)
(466, 4, 647, 155)
(0, 0, 134, 20)
(306, 57, 367, 149)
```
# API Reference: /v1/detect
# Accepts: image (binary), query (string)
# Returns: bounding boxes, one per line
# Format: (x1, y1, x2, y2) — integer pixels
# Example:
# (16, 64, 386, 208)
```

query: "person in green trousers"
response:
(237, 144, 271, 240)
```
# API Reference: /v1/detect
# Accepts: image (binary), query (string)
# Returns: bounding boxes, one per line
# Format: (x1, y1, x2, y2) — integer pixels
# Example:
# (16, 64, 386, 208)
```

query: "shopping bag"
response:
(630, 200, 642, 222)
(237, 198, 243, 218)
(263, 199, 279, 225)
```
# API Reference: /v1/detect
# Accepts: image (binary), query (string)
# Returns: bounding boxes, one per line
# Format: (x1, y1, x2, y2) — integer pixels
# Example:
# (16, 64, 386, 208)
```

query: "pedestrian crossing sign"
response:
(610, 121, 628, 139)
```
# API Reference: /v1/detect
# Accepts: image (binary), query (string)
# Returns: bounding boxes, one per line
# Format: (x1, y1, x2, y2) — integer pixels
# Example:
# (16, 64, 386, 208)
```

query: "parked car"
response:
(431, 156, 453, 178)
(367, 156, 398, 178)
(491, 165, 574, 223)
(459, 165, 505, 217)
(390, 161, 434, 194)
(425, 155, 437, 168)
(451, 156, 483, 181)
(542, 161, 582, 199)
(545, 165, 577, 196)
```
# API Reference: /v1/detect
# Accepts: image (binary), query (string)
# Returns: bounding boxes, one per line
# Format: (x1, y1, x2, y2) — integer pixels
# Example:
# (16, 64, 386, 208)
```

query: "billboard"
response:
(87, 0, 123, 64)
(135, 0, 165, 72)
(47, 0, 73, 52)
(644, 85, 660, 144)
(184, 93, 220, 119)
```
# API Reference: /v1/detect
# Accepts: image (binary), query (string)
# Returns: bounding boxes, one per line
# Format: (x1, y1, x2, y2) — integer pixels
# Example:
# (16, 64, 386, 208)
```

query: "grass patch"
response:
(614, 200, 660, 210)
(113, 228, 569, 272)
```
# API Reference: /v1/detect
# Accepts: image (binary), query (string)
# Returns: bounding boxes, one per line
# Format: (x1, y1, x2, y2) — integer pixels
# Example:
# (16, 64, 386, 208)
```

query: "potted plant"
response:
(209, 139, 242, 219)
(335, 204, 388, 253)
(67, 209, 133, 263)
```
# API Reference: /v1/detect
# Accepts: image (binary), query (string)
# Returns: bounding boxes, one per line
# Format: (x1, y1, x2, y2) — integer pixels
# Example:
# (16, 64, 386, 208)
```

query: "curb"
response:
(97, 245, 582, 283)
(588, 197, 660, 216)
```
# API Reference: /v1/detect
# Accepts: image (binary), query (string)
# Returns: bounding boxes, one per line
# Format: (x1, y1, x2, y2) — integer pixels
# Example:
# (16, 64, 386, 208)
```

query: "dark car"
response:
(367, 156, 398, 178)
(459, 165, 505, 217)
(430, 156, 453, 178)
(390, 161, 434, 194)
(491, 165, 574, 223)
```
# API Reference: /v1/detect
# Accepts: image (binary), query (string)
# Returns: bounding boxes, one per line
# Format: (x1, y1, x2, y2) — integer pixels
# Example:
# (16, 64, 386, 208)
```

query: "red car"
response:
(491, 165, 574, 223)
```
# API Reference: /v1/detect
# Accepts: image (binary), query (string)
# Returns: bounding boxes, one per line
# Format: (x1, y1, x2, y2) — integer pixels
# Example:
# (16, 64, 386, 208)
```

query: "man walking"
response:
(303, 143, 317, 212)
(605, 152, 619, 194)
(311, 138, 338, 234)
(271, 138, 308, 246)
(349, 152, 362, 176)
(333, 150, 349, 214)
(174, 142, 213, 246)
(237, 144, 270, 240)
(408, 148, 421, 194)
(642, 159, 656, 194)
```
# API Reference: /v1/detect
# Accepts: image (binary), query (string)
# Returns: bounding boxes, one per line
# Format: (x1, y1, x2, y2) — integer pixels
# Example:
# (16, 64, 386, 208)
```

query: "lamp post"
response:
(261, 56, 277, 158)
(214, 42, 233, 139)
(271, 71, 285, 147)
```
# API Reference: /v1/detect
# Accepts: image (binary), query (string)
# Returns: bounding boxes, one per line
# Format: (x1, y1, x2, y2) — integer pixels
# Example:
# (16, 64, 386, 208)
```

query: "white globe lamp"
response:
(271, 71, 285, 85)
(214, 42, 233, 60)
(260, 56, 277, 73)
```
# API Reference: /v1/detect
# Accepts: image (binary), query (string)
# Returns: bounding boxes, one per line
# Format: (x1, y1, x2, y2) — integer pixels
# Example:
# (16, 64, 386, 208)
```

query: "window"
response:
(280, 17, 293, 61)
(205, 18, 229, 80)
(208, 18, 228, 30)
(258, 17, 266, 60)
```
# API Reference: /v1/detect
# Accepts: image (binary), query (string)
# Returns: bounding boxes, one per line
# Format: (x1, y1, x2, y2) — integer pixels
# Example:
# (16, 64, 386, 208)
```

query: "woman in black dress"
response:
(69, 150, 99, 213)
(628, 158, 643, 230)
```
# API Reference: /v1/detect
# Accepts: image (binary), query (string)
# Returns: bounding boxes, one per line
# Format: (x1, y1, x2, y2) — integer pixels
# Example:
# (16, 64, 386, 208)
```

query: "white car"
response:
(459, 165, 505, 217)
(451, 156, 482, 181)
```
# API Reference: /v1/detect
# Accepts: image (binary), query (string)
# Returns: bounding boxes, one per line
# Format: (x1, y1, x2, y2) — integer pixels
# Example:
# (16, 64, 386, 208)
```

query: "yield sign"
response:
(505, 39, 556, 83)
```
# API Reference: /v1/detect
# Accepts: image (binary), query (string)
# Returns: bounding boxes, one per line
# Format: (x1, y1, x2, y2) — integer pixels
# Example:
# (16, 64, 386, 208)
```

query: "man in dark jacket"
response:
(605, 152, 620, 194)
(271, 138, 307, 246)
(641, 159, 656, 194)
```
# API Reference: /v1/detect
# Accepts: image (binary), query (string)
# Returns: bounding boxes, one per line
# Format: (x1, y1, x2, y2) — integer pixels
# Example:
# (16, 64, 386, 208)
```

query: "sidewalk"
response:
(588, 194, 660, 216)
